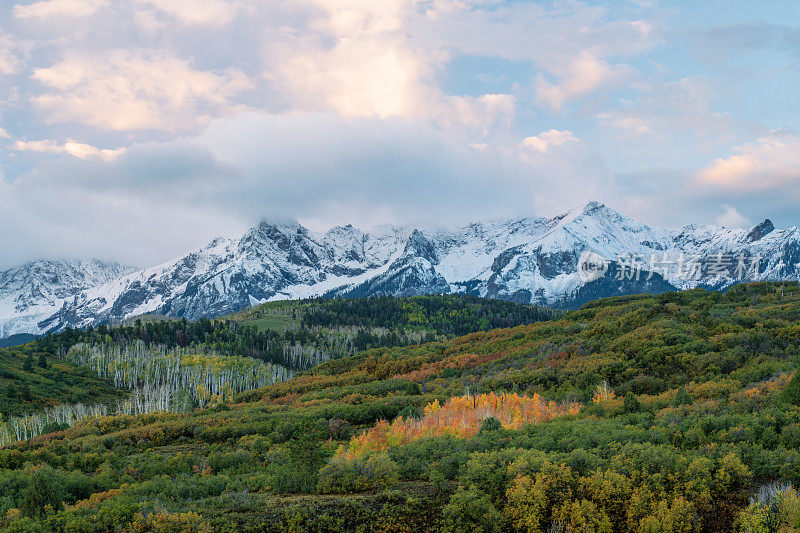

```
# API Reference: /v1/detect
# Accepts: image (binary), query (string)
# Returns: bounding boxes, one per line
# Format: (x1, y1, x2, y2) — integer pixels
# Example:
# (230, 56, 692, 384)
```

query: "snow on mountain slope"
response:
(3, 202, 800, 336)
(0, 260, 136, 337)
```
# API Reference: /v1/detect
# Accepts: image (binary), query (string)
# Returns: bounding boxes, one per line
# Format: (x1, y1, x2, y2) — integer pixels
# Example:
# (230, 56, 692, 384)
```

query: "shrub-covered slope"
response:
(0, 345, 123, 420)
(1, 283, 799, 532)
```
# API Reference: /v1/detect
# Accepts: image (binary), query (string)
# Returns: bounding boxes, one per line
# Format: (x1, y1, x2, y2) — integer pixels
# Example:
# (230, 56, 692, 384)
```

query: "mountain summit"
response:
(2, 203, 799, 336)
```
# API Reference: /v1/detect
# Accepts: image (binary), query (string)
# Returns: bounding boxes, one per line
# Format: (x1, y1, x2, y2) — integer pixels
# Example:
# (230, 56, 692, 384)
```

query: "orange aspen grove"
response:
(340, 392, 581, 460)
(592, 380, 615, 403)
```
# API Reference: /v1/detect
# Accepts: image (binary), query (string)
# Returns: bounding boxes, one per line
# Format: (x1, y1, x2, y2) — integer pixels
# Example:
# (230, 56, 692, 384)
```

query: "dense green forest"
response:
(1, 283, 799, 531)
(293, 294, 558, 336)
(37, 294, 555, 372)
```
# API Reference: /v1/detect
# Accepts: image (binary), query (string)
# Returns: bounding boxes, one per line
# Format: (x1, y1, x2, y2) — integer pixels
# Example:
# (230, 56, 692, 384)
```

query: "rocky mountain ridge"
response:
(2, 202, 798, 337)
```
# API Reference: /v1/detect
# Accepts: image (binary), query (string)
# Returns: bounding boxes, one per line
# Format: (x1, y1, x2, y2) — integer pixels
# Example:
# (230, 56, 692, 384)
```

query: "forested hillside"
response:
(0, 344, 123, 420)
(0, 295, 550, 446)
(1, 283, 799, 531)
(36, 294, 555, 372)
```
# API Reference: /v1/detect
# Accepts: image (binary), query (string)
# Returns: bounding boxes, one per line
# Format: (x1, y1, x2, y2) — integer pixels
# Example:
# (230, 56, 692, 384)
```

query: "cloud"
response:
(516, 129, 616, 213)
(442, 94, 515, 136)
(267, 0, 447, 121)
(0, 112, 616, 267)
(588, 75, 739, 165)
(276, 36, 435, 119)
(521, 130, 579, 153)
(2, 0, 800, 270)
(534, 51, 635, 111)
(0, 31, 25, 75)
(694, 22, 800, 63)
(13, 0, 108, 19)
(697, 132, 800, 191)
(135, 0, 238, 26)
(416, 3, 660, 63)
(594, 113, 651, 134)
(12, 139, 125, 160)
(31, 50, 253, 131)
(716, 204, 750, 228)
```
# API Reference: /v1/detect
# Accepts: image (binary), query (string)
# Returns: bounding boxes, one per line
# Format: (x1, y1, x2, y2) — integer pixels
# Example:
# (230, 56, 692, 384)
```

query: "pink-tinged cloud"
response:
(534, 51, 635, 111)
(31, 50, 253, 132)
(13, 0, 108, 19)
(697, 133, 800, 190)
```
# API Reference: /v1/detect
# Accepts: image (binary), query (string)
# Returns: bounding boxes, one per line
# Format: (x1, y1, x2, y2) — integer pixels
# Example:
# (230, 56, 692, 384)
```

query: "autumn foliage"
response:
(339, 392, 580, 459)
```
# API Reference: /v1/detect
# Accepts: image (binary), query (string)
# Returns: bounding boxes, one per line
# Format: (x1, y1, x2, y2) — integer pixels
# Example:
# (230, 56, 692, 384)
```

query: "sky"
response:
(1, 0, 799, 269)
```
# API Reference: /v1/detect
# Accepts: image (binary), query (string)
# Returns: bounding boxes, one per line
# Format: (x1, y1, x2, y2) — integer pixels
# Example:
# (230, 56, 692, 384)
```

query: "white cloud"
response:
(595, 113, 651, 134)
(12, 139, 125, 160)
(31, 50, 253, 131)
(516, 129, 616, 214)
(13, 0, 107, 19)
(716, 204, 750, 228)
(441, 93, 515, 136)
(534, 51, 634, 111)
(277, 37, 435, 119)
(521, 130, 579, 153)
(3, 0, 799, 268)
(304, 0, 411, 36)
(267, 0, 447, 121)
(135, 0, 238, 26)
(0, 31, 25, 75)
(697, 132, 800, 191)
(592, 76, 736, 143)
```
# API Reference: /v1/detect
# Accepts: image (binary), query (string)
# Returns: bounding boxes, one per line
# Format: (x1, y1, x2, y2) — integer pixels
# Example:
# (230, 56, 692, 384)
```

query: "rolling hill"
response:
(0, 282, 798, 531)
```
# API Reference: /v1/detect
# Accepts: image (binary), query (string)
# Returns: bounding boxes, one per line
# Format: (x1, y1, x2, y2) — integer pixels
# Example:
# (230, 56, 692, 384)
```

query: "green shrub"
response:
(440, 485, 501, 533)
(22, 467, 63, 519)
(317, 452, 399, 494)
(672, 386, 694, 407)
(397, 405, 423, 420)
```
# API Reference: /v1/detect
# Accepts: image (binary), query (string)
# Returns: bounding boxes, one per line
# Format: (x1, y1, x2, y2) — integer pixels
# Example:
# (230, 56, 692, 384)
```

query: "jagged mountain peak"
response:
(747, 219, 775, 242)
(547, 201, 629, 228)
(401, 229, 439, 264)
(2, 206, 799, 338)
(239, 219, 322, 258)
(245, 218, 306, 239)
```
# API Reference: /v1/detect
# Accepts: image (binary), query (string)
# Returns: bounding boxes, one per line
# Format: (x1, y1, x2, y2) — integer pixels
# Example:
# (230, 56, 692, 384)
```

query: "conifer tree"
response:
(672, 386, 694, 407)
(782, 372, 800, 405)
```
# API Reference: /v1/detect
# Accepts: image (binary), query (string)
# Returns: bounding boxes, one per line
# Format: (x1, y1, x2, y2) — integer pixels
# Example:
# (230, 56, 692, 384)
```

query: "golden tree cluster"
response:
(341, 392, 581, 459)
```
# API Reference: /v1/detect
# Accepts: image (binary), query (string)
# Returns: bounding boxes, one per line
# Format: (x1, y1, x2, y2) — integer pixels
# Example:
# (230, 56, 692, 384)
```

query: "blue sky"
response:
(0, 0, 799, 268)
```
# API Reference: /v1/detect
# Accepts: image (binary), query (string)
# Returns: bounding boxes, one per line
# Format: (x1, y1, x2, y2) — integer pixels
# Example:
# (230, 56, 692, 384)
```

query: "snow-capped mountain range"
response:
(2, 202, 799, 338)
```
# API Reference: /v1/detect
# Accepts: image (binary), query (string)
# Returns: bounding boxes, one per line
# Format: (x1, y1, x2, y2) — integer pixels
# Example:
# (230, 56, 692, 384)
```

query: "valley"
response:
(0, 294, 550, 446)
(0, 283, 797, 531)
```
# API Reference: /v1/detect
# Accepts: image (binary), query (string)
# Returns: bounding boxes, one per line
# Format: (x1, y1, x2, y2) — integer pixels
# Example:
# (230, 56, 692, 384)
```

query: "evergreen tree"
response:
(23, 353, 34, 372)
(479, 417, 504, 435)
(405, 382, 421, 396)
(37, 353, 48, 369)
(672, 386, 694, 407)
(397, 405, 422, 420)
(624, 392, 642, 413)
(782, 371, 800, 405)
